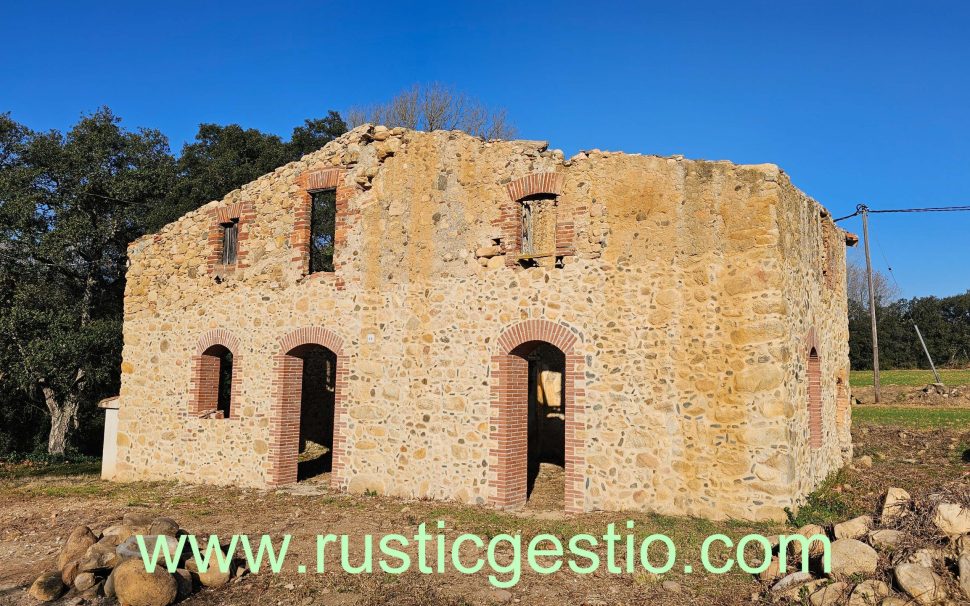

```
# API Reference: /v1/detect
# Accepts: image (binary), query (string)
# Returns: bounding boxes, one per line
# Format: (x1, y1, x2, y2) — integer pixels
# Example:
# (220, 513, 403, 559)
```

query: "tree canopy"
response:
(0, 107, 346, 455)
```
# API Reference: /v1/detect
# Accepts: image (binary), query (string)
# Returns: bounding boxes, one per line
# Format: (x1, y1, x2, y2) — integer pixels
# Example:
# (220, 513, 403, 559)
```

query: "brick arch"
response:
(268, 327, 348, 489)
(489, 319, 586, 513)
(189, 329, 242, 419)
(277, 326, 344, 356)
(804, 326, 819, 356)
(505, 172, 564, 201)
(496, 318, 578, 355)
(807, 339, 823, 450)
(195, 328, 241, 356)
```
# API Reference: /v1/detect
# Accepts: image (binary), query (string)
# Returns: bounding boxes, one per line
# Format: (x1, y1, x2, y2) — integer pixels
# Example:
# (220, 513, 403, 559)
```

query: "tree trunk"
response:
(42, 386, 79, 455)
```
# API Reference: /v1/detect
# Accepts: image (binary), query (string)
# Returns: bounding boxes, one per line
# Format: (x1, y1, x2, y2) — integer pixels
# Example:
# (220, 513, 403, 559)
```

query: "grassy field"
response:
(849, 368, 970, 387)
(852, 405, 970, 429)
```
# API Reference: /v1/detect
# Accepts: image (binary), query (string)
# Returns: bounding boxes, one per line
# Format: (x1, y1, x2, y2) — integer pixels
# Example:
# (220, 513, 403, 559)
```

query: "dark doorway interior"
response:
(521, 342, 566, 502)
(290, 344, 337, 481)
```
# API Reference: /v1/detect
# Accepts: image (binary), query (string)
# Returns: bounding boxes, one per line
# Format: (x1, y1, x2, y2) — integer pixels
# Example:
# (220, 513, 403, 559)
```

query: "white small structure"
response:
(98, 396, 120, 479)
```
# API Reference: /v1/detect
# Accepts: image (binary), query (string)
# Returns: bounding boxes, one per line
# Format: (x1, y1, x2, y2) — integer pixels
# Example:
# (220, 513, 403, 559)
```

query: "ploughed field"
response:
(1, 407, 968, 606)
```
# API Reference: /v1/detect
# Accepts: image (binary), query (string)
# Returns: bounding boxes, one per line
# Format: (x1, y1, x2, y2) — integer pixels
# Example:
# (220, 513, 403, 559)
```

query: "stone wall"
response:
(114, 125, 854, 520)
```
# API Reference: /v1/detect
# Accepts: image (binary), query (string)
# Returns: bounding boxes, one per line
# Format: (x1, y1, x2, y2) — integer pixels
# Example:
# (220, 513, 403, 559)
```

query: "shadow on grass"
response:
(1, 459, 101, 479)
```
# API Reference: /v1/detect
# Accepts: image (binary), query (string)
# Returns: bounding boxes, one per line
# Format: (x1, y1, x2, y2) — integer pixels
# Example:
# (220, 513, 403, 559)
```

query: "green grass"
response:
(853, 406, 970, 429)
(850, 369, 970, 387)
(787, 469, 853, 526)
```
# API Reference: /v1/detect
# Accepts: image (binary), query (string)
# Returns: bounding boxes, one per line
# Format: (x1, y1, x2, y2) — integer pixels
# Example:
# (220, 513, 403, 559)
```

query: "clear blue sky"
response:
(3, 1, 968, 298)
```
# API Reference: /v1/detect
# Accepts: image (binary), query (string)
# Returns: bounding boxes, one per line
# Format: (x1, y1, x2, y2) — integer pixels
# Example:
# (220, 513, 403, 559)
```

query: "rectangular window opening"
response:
(310, 189, 336, 273)
(517, 195, 560, 269)
(221, 219, 239, 265)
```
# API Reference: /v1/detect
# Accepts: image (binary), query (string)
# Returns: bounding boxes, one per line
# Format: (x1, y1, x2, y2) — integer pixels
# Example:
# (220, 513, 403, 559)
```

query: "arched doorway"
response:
(269, 327, 347, 488)
(521, 341, 566, 505)
(490, 320, 585, 512)
(290, 344, 337, 480)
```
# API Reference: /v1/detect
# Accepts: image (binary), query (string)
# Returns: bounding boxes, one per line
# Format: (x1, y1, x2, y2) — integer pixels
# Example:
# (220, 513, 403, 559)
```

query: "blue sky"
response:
(2, 1, 968, 298)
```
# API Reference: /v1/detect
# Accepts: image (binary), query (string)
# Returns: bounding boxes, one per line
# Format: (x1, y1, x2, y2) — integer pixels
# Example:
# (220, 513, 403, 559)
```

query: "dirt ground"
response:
(852, 383, 970, 407)
(1, 420, 968, 606)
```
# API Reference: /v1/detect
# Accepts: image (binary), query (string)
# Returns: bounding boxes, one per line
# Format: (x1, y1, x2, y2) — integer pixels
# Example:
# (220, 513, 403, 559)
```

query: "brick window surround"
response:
(268, 326, 348, 488)
(189, 329, 242, 419)
(496, 172, 577, 267)
(292, 168, 354, 289)
(806, 328, 823, 450)
(207, 201, 254, 274)
(489, 319, 586, 512)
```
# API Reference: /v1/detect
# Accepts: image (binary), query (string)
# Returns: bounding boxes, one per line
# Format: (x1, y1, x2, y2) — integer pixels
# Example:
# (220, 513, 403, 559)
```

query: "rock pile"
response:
(27, 513, 243, 604)
(764, 484, 970, 605)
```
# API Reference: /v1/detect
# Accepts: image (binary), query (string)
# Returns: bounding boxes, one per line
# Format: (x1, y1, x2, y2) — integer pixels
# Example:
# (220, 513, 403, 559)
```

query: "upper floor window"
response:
(518, 194, 557, 266)
(310, 189, 336, 273)
(221, 219, 239, 265)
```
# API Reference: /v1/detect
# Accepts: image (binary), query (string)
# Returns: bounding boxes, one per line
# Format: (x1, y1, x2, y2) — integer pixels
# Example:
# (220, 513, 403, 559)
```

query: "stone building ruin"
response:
(109, 125, 856, 521)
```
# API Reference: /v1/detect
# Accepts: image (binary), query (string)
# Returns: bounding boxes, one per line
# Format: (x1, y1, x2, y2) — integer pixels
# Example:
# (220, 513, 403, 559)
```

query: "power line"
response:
(860, 211, 943, 384)
(834, 203, 970, 223)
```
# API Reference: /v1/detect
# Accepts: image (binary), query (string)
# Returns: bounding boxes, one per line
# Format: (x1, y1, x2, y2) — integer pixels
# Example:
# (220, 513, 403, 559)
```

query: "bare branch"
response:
(349, 83, 516, 139)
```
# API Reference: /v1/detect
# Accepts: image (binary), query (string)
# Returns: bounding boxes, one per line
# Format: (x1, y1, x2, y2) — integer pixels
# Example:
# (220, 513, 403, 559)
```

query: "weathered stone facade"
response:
(113, 124, 855, 521)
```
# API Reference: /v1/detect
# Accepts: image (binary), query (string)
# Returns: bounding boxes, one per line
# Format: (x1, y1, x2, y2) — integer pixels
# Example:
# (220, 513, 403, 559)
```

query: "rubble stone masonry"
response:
(114, 125, 854, 521)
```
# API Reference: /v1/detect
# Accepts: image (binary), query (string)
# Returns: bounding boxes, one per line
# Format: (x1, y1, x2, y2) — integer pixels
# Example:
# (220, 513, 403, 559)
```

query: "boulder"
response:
(122, 512, 155, 534)
(855, 455, 873, 468)
(881, 488, 911, 524)
(117, 534, 180, 560)
(74, 571, 98, 591)
(787, 524, 829, 559)
(60, 558, 81, 586)
(113, 558, 178, 606)
(28, 571, 66, 602)
(905, 548, 944, 568)
(828, 539, 878, 577)
(809, 581, 849, 606)
(771, 571, 814, 592)
(661, 580, 681, 593)
(932, 503, 970, 536)
(834, 515, 873, 540)
(880, 598, 908, 606)
(80, 582, 103, 600)
(81, 540, 123, 570)
(758, 556, 781, 581)
(186, 557, 232, 588)
(57, 525, 98, 569)
(958, 553, 970, 600)
(104, 568, 116, 598)
(847, 580, 891, 606)
(102, 524, 134, 543)
(148, 517, 179, 537)
(894, 563, 947, 605)
(868, 529, 906, 549)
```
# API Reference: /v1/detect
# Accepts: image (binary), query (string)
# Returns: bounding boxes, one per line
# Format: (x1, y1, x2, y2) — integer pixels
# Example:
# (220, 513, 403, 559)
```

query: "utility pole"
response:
(859, 204, 881, 402)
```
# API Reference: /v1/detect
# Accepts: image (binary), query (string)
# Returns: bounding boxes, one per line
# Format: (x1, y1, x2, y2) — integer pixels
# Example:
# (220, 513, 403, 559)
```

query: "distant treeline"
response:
(849, 291, 970, 371)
